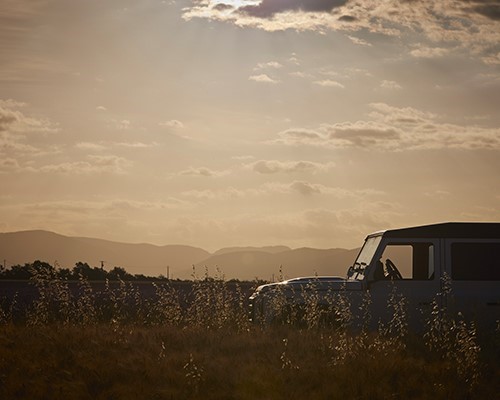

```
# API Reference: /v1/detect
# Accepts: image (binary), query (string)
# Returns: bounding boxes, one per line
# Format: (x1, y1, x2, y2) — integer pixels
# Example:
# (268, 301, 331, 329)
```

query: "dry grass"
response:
(0, 270, 499, 399)
(1, 324, 498, 400)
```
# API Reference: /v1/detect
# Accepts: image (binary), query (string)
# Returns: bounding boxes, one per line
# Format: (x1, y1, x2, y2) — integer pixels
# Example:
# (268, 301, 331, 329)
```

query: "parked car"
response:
(248, 222, 500, 330)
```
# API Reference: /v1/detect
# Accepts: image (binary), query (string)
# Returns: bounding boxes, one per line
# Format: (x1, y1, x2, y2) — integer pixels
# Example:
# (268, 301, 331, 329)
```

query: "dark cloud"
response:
(240, 0, 348, 18)
(178, 166, 229, 177)
(338, 15, 356, 22)
(329, 126, 400, 147)
(0, 109, 18, 131)
(250, 160, 334, 174)
(459, 0, 500, 20)
(290, 181, 322, 196)
(393, 117, 422, 124)
(279, 128, 323, 140)
(473, 4, 500, 20)
(213, 3, 234, 12)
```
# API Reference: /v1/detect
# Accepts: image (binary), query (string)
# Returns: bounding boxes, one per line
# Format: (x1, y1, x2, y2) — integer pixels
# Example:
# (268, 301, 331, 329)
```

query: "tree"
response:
(108, 266, 133, 281)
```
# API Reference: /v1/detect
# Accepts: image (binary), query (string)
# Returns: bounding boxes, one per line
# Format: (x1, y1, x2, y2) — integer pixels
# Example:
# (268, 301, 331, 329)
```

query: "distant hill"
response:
(0, 230, 210, 279)
(195, 247, 361, 281)
(0, 230, 360, 280)
(213, 245, 291, 256)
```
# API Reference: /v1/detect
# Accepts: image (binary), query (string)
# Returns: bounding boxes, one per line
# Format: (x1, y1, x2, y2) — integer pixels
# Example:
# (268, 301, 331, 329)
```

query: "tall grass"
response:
(0, 271, 498, 399)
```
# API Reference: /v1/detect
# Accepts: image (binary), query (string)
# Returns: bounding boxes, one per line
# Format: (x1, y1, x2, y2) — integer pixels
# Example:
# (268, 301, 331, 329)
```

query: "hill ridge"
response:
(0, 230, 359, 280)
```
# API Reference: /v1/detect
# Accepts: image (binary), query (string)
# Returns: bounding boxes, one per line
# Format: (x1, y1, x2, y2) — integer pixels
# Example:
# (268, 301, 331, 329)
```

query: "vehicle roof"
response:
(366, 222, 500, 239)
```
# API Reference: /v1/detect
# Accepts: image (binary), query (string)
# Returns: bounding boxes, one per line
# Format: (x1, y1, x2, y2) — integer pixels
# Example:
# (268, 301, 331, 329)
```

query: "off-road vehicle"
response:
(249, 222, 500, 330)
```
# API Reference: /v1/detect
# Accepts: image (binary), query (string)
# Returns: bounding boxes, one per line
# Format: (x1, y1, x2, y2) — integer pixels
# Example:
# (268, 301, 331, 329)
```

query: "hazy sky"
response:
(1, 0, 499, 251)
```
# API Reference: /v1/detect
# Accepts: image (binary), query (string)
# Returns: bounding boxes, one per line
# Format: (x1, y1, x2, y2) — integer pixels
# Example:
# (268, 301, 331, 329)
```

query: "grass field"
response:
(0, 269, 499, 399)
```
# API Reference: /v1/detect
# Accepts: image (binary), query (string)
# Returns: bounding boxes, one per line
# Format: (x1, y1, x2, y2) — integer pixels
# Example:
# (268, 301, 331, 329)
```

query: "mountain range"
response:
(0, 230, 360, 281)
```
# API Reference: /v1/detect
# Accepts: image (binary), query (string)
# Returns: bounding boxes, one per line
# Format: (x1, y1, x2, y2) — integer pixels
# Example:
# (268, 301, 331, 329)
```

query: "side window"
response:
(378, 243, 434, 280)
(451, 242, 500, 280)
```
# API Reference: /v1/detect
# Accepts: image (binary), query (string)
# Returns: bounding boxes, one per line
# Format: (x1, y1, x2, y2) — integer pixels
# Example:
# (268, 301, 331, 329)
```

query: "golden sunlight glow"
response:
(0, 0, 498, 253)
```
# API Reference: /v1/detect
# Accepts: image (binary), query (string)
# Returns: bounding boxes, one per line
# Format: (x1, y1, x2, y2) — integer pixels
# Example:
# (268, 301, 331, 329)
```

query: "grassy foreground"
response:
(0, 323, 499, 400)
(0, 269, 499, 399)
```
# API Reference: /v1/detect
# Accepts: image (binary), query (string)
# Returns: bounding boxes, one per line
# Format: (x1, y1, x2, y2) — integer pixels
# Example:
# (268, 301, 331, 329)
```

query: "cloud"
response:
(273, 128, 325, 146)
(115, 141, 155, 148)
(348, 35, 371, 46)
(181, 180, 382, 201)
(248, 159, 335, 174)
(288, 54, 300, 65)
(248, 74, 279, 84)
(28, 198, 189, 215)
(239, 0, 349, 18)
(182, 187, 248, 200)
(0, 158, 21, 173)
(290, 181, 322, 196)
(338, 15, 356, 22)
(76, 142, 107, 151)
(76, 141, 156, 151)
(254, 61, 283, 70)
(0, 135, 39, 156)
(213, 3, 234, 12)
(115, 119, 131, 130)
(472, 3, 500, 21)
(0, 99, 27, 108)
(265, 181, 383, 199)
(232, 155, 255, 161)
(272, 102, 500, 151)
(103, 198, 191, 211)
(313, 79, 345, 88)
(380, 80, 402, 90)
(178, 166, 230, 177)
(368, 102, 436, 124)
(410, 46, 450, 58)
(0, 109, 17, 132)
(96, 105, 107, 111)
(289, 71, 313, 78)
(183, 1, 500, 63)
(159, 119, 185, 129)
(481, 51, 500, 65)
(327, 122, 401, 147)
(424, 190, 451, 199)
(39, 155, 131, 174)
(0, 100, 60, 161)
(0, 102, 58, 134)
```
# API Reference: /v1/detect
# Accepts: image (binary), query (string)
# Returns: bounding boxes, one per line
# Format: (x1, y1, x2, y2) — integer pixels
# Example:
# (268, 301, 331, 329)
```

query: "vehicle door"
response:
(367, 238, 442, 331)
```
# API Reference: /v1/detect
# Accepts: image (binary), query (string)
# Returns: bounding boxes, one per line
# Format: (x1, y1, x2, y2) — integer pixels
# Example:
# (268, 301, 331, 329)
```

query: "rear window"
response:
(451, 242, 500, 280)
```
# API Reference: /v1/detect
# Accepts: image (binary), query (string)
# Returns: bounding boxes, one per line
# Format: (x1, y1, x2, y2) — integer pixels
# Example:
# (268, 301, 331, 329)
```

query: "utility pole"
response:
(166, 265, 170, 280)
(100, 260, 106, 270)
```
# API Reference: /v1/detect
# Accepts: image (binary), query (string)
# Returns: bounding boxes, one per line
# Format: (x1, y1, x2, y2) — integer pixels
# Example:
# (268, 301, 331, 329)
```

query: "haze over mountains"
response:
(0, 230, 360, 281)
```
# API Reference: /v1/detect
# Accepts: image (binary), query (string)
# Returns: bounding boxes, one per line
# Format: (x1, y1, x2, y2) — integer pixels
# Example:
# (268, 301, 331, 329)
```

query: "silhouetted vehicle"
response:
(248, 222, 500, 330)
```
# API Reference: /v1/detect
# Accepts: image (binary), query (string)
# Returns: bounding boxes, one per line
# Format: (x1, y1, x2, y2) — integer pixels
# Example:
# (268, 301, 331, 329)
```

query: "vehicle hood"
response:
(250, 276, 363, 298)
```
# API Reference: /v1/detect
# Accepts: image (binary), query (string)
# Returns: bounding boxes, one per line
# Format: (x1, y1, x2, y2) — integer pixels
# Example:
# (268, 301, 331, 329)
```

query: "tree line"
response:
(0, 260, 166, 281)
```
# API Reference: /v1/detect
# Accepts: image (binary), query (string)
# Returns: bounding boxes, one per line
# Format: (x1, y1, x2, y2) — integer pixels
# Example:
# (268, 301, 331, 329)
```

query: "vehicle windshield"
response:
(349, 235, 382, 280)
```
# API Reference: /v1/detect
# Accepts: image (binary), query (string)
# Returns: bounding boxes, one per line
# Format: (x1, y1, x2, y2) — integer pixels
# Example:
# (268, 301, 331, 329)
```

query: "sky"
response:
(1, 0, 499, 251)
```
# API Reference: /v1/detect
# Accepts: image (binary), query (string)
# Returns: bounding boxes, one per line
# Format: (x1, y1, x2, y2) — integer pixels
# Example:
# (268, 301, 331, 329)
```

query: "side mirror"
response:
(347, 266, 354, 278)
